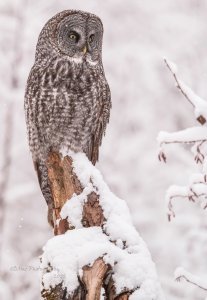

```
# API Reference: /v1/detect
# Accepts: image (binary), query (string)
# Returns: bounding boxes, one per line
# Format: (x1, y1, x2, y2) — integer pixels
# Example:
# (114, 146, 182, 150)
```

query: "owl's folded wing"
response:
(86, 82, 111, 165)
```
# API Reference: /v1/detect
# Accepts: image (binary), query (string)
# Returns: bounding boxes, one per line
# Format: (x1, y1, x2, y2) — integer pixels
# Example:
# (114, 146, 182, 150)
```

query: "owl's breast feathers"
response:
(25, 57, 111, 163)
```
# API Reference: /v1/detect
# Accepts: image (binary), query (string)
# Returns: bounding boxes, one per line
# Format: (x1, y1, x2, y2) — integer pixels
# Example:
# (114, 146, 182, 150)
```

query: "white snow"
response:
(42, 226, 163, 298)
(165, 185, 188, 201)
(158, 127, 207, 145)
(41, 152, 165, 299)
(177, 80, 207, 121)
(189, 173, 206, 185)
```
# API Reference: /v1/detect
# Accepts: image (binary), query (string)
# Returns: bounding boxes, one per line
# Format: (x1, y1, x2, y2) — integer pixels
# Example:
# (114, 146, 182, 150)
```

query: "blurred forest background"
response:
(0, 0, 207, 299)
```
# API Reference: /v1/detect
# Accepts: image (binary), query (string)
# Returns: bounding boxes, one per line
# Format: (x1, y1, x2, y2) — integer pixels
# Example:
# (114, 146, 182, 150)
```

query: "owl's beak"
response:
(82, 46, 87, 54)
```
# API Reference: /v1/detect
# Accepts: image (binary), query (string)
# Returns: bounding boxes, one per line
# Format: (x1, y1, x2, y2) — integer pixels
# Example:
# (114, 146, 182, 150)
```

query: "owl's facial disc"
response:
(57, 14, 103, 64)
(57, 15, 87, 60)
(85, 18, 103, 64)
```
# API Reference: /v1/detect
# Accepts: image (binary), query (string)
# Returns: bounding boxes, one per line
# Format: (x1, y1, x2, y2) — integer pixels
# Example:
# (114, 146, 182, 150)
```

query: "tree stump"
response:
(41, 152, 164, 300)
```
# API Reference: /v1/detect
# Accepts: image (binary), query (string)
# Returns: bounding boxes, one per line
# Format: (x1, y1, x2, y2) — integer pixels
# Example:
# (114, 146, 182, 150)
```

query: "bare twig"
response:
(164, 58, 195, 107)
(167, 191, 207, 221)
(175, 269, 207, 291)
(160, 139, 207, 147)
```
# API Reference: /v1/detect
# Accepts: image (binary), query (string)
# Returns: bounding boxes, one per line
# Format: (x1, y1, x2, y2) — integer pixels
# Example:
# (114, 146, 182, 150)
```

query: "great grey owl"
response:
(24, 10, 111, 225)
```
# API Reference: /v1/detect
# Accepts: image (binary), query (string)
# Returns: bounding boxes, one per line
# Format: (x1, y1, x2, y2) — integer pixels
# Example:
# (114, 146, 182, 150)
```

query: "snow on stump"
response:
(41, 152, 164, 300)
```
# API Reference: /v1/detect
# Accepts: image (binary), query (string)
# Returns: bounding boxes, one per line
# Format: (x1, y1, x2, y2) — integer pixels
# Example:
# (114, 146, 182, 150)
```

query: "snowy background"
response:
(0, 0, 207, 299)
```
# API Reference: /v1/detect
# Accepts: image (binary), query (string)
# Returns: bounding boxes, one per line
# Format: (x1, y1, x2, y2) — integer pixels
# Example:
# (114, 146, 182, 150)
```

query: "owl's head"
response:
(36, 10, 103, 65)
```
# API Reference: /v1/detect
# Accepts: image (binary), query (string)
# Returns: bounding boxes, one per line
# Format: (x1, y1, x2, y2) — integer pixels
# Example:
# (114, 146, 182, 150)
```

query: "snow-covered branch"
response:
(165, 177, 207, 221)
(41, 152, 164, 300)
(164, 58, 207, 125)
(158, 127, 207, 163)
(158, 60, 207, 219)
(158, 59, 207, 296)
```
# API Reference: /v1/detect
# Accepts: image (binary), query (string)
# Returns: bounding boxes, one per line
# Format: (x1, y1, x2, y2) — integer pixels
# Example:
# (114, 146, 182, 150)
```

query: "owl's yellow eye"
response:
(69, 32, 79, 42)
(69, 34, 76, 40)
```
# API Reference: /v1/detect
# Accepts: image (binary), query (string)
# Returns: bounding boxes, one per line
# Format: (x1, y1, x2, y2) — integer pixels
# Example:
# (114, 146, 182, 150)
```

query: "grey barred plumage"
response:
(24, 10, 111, 225)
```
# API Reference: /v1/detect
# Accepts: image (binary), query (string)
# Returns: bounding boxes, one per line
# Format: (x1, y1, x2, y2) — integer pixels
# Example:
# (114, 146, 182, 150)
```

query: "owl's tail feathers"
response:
(91, 145, 99, 165)
(33, 159, 54, 227)
(85, 135, 99, 165)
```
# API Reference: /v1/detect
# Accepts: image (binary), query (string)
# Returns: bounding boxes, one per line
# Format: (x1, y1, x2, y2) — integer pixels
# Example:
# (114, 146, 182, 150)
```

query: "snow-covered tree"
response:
(158, 58, 207, 297)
